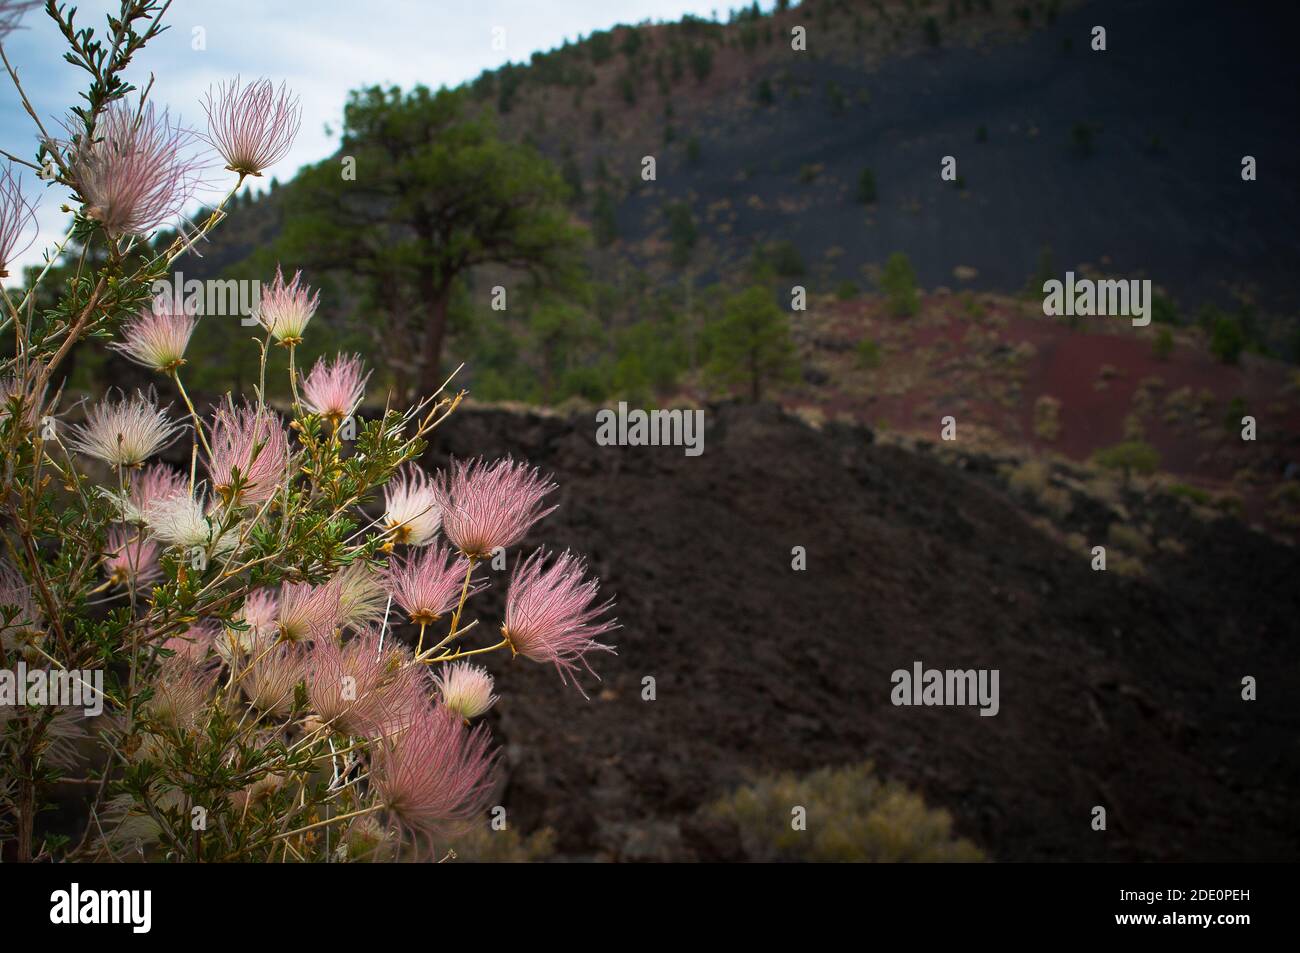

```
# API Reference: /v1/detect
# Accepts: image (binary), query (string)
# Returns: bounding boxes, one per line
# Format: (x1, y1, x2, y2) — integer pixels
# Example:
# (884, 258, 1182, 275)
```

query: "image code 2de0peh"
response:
(1186, 890, 1252, 902)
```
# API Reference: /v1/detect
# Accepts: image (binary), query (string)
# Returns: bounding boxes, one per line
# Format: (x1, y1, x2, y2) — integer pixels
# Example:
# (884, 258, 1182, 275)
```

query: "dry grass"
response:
(706, 762, 985, 863)
(1108, 521, 1153, 556)
(1033, 395, 1062, 441)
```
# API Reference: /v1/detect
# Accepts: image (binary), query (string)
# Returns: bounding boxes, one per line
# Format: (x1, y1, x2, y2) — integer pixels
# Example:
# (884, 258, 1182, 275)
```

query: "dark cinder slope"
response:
(422, 403, 1300, 861)
(622, 0, 1299, 315)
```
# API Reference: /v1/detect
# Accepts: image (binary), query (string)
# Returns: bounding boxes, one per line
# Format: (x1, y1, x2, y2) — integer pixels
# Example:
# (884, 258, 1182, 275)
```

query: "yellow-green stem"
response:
(172, 367, 214, 460)
(445, 557, 476, 643)
(287, 343, 301, 412)
(427, 636, 511, 664)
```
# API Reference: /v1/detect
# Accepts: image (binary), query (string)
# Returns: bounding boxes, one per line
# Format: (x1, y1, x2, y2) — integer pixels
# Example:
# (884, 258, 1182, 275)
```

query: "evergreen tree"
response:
(279, 85, 586, 397)
(706, 286, 799, 402)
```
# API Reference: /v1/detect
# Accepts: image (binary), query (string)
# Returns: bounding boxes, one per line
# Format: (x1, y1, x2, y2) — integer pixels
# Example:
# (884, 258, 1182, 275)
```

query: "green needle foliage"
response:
(278, 85, 587, 399)
(705, 286, 799, 403)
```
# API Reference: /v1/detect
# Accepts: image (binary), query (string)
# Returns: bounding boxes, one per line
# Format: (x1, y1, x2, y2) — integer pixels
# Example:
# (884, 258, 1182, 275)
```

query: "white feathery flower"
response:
(336, 562, 388, 629)
(203, 77, 302, 177)
(434, 661, 498, 720)
(383, 465, 441, 546)
(143, 491, 238, 555)
(68, 391, 184, 467)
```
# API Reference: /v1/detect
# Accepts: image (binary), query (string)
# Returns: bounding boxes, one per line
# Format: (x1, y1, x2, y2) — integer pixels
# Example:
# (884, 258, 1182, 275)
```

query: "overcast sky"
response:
(1, 0, 731, 276)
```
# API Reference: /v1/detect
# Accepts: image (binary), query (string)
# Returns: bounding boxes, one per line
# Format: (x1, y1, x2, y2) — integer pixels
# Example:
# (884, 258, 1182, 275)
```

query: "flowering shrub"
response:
(0, 1, 615, 862)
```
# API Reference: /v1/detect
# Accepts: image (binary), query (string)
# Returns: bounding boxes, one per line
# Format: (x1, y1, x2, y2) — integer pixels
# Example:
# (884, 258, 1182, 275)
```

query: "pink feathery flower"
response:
(366, 638, 429, 736)
(433, 662, 497, 720)
(0, 162, 38, 279)
(105, 526, 161, 588)
(503, 548, 617, 691)
(382, 543, 476, 627)
(370, 704, 498, 843)
(306, 627, 424, 737)
(240, 589, 280, 632)
(69, 389, 184, 468)
(301, 353, 369, 423)
(203, 77, 301, 177)
(124, 462, 188, 523)
(0, 369, 40, 430)
(242, 643, 306, 716)
(256, 265, 319, 344)
(70, 101, 202, 239)
(217, 589, 279, 664)
(147, 657, 217, 730)
(109, 295, 198, 372)
(205, 401, 288, 506)
(0, 558, 42, 651)
(434, 457, 557, 559)
(162, 621, 220, 666)
(383, 464, 440, 546)
(277, 578, 341, 643)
